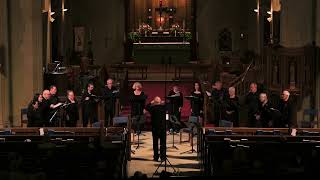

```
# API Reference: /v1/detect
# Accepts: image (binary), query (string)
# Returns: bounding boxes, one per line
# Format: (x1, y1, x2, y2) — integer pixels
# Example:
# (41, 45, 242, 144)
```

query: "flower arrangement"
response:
(170, 23, 181, 36)
(138, 23, 152, 36)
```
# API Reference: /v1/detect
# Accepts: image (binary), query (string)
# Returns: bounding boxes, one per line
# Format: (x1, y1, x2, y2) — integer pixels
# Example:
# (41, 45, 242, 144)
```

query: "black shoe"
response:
(153, 157, 159, 162)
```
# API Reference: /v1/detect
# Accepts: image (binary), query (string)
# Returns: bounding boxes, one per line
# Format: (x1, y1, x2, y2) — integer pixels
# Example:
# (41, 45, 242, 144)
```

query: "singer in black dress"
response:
(129, 82, 147, 134)
(145, 97, 166, 161)
(27, 93, 44, 127)
(168, 86, 183, 122)
(190, 82, 204, 117)
(81, 83, 98, 127)
(65, 90, 79, 127)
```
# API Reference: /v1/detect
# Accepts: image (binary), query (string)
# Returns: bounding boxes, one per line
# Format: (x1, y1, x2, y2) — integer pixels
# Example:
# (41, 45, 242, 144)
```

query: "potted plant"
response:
(184, 32, 192, 42)
(128, 32, 140, 43)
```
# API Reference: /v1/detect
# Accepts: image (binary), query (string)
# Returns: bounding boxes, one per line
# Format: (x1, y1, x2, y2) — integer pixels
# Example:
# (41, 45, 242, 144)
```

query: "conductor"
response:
(145, 96, 166, 162)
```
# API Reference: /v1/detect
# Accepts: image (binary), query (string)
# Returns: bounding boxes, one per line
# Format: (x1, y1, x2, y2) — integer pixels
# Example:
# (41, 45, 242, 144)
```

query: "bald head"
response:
(282, 90, 290, 101)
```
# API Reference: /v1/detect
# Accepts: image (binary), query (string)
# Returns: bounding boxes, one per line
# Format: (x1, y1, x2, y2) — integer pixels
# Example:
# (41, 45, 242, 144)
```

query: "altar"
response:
(125, 0, 197, 64)
(132, 42, 191, 64)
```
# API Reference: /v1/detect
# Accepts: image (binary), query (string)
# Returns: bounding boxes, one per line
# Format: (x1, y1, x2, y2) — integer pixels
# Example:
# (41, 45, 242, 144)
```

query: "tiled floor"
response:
(128, 131, 200, 178)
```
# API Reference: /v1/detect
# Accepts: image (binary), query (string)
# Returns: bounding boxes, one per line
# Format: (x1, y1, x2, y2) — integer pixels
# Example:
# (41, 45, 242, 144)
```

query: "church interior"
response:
(0, 0, 320, 178)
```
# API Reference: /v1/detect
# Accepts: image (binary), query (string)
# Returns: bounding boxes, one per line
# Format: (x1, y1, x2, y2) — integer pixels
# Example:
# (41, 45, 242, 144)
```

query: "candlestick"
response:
(183, 19, 185, 30)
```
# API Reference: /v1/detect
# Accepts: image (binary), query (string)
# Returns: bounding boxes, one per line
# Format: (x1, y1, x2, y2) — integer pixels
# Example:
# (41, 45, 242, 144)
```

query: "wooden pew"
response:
(0, 127, 130, 178)
(200, 128, 320, 176)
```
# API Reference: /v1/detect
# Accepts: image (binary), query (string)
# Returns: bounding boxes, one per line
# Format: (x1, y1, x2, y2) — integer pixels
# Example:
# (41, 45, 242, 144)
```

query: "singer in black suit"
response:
(279, 90, 296, 128)
(48, 85, 62, 126)
(145, 97, 166, 162)
(81, 83, 98, 127)
(41, 90, 52, 126)
(255, 93, 274, 128)
(224, 87, 240, 127)
(210, 81, 227, 126)
(190, 82, 204, 117)
(245, 83, 260, 127)
(101, 78, 118, 127)
(129, 82, 147, 134)
(65, 90, 79, 127)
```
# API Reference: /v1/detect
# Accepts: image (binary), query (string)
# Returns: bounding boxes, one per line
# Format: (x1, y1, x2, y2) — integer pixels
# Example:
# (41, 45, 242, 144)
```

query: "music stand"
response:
(49, 103, 70, 126)
(166, 95, 182, 150)
(180, 116, 199, 154)
(131, 95, 147, 150)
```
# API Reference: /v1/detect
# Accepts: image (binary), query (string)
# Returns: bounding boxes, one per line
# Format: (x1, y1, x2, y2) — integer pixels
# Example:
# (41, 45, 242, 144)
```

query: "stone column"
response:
(0, 0, 10, 128)
(317, 0, 320, 45)
(316, 0, 320, 118)
(280, 0, 313, 47)
(8, 0, 43, 127)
